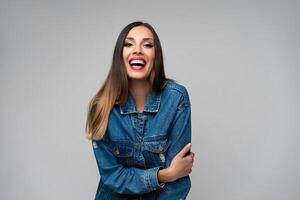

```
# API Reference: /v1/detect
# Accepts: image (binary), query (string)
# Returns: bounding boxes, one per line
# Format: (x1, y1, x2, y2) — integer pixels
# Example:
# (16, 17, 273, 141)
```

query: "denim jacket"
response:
(92, 81, 192, 200)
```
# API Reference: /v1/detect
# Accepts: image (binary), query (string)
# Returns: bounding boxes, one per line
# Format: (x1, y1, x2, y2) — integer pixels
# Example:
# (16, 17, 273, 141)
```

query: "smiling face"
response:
(123, 26, 155, 81)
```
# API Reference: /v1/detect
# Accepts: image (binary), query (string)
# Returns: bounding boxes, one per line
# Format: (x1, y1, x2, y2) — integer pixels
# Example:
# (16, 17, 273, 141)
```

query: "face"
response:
(123, 26, 155, 81)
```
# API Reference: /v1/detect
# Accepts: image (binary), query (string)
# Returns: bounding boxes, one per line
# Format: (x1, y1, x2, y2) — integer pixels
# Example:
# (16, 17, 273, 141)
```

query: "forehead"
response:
(126, 26, 154, 40)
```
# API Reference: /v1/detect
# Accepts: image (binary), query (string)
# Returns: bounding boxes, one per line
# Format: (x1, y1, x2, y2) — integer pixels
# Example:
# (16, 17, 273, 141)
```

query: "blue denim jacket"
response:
(92, 81, 192, 200)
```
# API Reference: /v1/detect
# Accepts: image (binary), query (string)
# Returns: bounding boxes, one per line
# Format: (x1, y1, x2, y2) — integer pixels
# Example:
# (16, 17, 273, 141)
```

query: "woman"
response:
(86, 21, 194, 200)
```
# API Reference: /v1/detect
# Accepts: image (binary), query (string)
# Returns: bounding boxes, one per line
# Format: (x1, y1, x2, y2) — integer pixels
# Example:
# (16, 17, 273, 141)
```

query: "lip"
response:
(128, 57, 147, 64)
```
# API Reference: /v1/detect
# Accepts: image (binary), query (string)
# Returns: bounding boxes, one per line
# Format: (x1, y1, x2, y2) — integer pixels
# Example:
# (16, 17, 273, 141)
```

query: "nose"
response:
(133, 44, 143, 55)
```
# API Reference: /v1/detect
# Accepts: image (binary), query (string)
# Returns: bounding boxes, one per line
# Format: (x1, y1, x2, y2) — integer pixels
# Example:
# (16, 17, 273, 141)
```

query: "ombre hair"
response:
(85, 21, 173, 140)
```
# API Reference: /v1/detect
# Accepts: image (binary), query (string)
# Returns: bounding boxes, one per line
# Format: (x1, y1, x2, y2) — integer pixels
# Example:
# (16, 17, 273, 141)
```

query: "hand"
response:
(158, 143, 194, 183)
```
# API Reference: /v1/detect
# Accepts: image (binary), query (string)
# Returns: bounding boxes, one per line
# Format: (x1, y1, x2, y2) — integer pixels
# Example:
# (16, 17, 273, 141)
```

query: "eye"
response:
(144, 43, 154, 48)
(124, 42, 132, 47)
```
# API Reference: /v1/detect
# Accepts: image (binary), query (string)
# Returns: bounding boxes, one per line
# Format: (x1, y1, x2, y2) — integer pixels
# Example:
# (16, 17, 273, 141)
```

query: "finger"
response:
(190, 152, 195, 157)
(186, 168, 192, 175)
(189, 152, 195, 159)
(183, 155, 193, 163)
(177, 143, 192, 157)
(185, 154, 194, 161)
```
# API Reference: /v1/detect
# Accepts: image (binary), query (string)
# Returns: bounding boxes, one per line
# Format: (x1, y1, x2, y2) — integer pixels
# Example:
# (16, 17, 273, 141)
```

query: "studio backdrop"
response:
(1, 0, 299, 199)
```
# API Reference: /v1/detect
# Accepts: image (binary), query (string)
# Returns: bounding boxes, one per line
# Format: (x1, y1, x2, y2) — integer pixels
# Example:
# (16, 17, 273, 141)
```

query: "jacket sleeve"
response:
(157, 93, 192, 200)
(92, 136, 165, 195)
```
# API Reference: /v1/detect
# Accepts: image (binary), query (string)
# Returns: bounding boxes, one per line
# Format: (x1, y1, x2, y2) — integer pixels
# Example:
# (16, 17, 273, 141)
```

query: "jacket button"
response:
(159, 145, 163, 151)
(159, 153, 166, 162)
(114, 149, 120, 155)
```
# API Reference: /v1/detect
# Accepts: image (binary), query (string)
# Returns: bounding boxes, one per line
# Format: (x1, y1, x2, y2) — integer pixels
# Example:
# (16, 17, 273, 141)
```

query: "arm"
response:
(92, 137, 164, 195)
(157, 94, 192, 199)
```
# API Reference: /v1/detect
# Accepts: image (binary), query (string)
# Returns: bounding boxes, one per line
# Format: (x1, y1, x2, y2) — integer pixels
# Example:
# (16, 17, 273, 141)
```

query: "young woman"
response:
(86, 21, 194, 200)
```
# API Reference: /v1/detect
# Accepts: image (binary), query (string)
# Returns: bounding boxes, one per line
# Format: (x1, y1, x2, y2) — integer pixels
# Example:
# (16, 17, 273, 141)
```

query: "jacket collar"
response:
(119, 90, 161, 115)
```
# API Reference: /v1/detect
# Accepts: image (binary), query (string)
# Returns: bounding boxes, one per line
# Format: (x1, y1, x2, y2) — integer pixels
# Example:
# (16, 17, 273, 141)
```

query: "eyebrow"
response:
(125, 37, 154, 42)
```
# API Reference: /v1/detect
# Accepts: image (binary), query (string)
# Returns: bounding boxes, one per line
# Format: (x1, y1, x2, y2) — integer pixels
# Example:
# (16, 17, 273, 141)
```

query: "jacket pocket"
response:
(143, 135, 171, 167)
(111, 141, 134, 167)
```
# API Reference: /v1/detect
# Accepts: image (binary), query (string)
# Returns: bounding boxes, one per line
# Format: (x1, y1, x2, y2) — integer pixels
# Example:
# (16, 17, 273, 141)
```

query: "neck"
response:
(129, 79, 151, 98)
(129, 79, 151, 113)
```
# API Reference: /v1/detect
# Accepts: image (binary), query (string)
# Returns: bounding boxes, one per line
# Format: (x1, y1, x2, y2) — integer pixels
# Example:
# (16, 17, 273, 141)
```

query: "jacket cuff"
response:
(146, 166, 165, 191)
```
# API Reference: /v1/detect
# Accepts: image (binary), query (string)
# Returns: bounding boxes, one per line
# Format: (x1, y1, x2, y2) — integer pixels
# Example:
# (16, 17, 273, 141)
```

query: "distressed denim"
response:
(92, 81, 192, 200)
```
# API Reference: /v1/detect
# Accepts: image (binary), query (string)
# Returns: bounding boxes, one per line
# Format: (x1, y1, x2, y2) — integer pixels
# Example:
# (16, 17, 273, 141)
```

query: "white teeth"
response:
(130, 60, 145, 66)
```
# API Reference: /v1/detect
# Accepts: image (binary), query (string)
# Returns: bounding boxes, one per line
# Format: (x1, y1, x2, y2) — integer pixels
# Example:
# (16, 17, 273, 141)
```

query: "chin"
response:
(128, 75, 149, 80)
(126, 69, 151, 81)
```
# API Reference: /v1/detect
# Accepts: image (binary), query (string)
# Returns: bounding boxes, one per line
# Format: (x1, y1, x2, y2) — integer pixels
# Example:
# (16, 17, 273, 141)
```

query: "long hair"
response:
(85, 21, 172, 140)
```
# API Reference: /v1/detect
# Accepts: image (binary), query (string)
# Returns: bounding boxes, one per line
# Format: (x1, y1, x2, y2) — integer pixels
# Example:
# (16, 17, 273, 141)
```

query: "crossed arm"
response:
(92, 101, 194, 198)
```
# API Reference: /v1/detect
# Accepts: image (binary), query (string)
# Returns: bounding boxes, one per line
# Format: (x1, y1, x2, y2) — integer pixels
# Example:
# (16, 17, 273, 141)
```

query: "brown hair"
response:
(85, 21, 172, 140)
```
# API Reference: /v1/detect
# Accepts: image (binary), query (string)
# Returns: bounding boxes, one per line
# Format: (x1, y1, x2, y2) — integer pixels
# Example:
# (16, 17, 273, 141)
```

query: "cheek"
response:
(150, 49, 155, 58)
(122, 49, 129, 60)
(148, 50, 155, 64)
(123, 57, 129, 66)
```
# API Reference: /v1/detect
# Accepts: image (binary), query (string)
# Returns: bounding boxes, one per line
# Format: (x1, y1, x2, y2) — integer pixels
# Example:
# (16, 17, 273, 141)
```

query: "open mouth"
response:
(128, 58, 146, 70)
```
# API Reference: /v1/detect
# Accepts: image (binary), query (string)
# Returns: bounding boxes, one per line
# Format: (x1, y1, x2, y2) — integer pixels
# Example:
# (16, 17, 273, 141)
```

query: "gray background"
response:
(1, 0, 299, 199)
